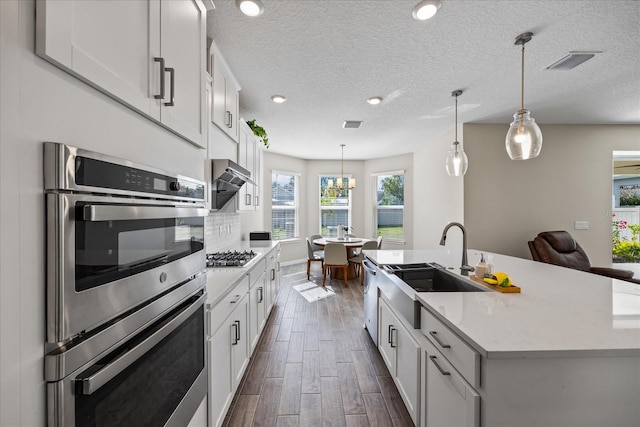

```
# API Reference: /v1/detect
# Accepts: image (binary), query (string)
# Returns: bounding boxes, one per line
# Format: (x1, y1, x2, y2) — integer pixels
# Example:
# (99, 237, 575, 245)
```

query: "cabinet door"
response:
(159, 0, 206, 146)
(237, 126, 255, 210)
(249, 274, 267, 353)
(211, 57, 228, 130)
(209, 318, 233, 427)
(395, 322, 420, 425)
(424, 341, 480, 427)
(231, 294, 250, 388)
(36, 0, 160, 120)
(378, 298, 396, 374)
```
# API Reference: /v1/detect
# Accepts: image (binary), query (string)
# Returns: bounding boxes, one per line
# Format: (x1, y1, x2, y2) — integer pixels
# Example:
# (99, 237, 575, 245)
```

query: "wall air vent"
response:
(342, 120, 363, 129)
(545, 51, 600, 70)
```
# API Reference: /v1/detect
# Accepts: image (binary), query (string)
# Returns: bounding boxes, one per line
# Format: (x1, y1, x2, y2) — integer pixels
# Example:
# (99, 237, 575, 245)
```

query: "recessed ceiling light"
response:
(412, 0, 442, 21)
(367, 96, 383, 105)
(236, 0, 264, 17)
(271, 95, 287, 103)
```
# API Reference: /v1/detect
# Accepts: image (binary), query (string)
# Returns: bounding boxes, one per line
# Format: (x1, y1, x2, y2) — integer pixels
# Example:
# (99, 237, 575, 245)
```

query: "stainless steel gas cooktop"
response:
(206, 250, 257, 267)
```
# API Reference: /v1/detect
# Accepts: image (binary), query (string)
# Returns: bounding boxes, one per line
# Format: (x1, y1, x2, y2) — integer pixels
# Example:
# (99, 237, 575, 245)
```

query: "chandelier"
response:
(326, 144, 355, 197)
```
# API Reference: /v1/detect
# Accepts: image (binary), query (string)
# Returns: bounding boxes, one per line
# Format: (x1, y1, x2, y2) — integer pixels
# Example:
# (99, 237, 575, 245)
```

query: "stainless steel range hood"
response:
(211, 159, 254, 210)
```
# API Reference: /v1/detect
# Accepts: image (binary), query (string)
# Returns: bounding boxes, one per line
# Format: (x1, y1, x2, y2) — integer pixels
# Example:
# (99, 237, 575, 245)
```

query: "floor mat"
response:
(292, 281, 336, 302)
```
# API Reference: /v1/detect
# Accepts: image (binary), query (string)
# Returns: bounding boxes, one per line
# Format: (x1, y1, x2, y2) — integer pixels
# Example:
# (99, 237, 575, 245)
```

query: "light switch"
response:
(574, 221, 589, 230)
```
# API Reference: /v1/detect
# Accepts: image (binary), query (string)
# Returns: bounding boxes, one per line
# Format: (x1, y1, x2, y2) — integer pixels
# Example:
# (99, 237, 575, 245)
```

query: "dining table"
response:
(312, 237, 372, 280)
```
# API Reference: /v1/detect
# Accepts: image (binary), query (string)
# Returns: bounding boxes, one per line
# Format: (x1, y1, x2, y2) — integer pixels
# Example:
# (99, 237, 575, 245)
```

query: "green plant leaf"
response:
(246, 119, 269, 149)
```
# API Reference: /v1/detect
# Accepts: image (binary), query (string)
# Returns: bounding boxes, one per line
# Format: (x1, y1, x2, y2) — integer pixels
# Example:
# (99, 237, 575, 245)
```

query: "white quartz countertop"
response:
(365, 248, 640, 359)
(205, 241, 279, 307)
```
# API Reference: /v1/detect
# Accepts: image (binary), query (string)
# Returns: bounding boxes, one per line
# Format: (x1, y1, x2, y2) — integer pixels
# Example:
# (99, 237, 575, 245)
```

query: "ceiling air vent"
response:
(342, 120, 363, 129)
(546, 51, 600, 70)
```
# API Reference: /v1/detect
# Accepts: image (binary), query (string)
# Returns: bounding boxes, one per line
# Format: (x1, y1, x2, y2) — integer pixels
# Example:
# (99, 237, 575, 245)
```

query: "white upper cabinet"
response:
(210, 41, 241, 142)
(36, 0, 207, 148)
(237, 119, 262, 211)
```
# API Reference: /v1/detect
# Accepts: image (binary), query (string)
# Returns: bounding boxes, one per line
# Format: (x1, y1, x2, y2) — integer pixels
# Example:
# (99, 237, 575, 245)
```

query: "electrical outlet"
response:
(574, 221, 589, 230)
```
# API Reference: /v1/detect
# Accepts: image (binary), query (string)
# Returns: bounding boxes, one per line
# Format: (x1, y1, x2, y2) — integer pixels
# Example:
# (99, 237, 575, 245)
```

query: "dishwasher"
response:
(362, 258, 379, 345)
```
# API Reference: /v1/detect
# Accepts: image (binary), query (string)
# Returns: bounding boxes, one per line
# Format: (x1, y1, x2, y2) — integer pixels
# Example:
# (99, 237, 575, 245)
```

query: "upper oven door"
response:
(47, 192, 208, 344)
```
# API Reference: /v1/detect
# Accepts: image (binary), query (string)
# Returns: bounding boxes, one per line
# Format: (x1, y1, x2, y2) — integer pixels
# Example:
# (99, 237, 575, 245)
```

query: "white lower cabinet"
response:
(208, 277, 249, 427)
(249, 270, 267, 353)
(420, 307, 480, 427)
(378, 296, 420, 425)
(422, 338, 480, 427)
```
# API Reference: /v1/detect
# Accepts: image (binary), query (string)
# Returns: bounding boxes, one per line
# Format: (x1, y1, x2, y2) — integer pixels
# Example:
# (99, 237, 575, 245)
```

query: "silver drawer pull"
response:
(230, 294, 241, 304)
(429, 331, 451, 349)
(429, 355, 451, 376)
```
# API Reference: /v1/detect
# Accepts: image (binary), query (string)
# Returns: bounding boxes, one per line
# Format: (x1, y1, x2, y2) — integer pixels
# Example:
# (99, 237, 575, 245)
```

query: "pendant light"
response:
(327, 144, 355, 196)
(445, 90, 469, 176)
(505, 32, 543, 160)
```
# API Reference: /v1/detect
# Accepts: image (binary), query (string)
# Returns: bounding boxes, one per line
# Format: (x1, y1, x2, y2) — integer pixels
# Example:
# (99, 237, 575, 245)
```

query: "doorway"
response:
(612, 151, 640, 277)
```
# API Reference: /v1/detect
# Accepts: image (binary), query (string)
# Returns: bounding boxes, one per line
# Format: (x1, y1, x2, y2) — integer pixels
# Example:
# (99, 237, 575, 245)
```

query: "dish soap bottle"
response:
(475, 253, 487, 279)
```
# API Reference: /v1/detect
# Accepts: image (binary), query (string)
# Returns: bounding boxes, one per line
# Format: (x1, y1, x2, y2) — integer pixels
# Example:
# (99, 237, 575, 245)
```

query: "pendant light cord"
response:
(454, 94, 458, 142)
(520, 43, 525, 112)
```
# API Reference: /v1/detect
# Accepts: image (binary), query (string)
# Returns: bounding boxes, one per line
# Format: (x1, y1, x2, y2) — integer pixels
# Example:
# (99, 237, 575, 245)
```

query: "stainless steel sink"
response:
(386, 263, 487, 293)
(375, 261, 487, 330)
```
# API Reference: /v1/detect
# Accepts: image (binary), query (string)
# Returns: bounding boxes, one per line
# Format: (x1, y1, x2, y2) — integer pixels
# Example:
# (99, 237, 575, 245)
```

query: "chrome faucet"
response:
(439, 222, 475, 276)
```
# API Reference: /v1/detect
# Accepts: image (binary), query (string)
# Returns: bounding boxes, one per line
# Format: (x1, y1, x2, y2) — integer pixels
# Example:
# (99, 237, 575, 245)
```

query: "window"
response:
(375, 172, 404, 241)
(271, 172, 298, 240)
(319, 175, 352, 237)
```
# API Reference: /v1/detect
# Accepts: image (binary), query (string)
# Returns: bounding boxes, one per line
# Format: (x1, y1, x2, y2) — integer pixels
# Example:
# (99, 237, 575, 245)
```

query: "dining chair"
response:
(309, 234, 324, 257)
(349, 240, 379, 285)
(306, 237, 324, 280)
(322, 243, 349, 287)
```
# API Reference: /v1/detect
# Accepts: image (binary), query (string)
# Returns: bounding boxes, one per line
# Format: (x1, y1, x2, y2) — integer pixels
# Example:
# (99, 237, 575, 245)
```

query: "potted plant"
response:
(246, 119, 269, 149)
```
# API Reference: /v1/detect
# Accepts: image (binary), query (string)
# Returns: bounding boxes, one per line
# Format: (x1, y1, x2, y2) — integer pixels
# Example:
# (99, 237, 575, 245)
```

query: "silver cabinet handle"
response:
(388, 325, 393, 344)
(234, 320, 240, 343)
(429, 331, 451, 349)
(255, 195, 259, 206)
(429, 355, 451, 376)
(164, 67, 175, 107)
(230, 295, 241, 304)
(225, 111, 232, 128)
(258, 287, 263, 303)
(271, 269, 275, 281)
(362, 260, 377, 275)
(245, 194, 252, 206)
(154, 57, 165, 100)
(82, 205, 208, 221)
(390, 327, 396, 348)
(75, 294, 205, 395)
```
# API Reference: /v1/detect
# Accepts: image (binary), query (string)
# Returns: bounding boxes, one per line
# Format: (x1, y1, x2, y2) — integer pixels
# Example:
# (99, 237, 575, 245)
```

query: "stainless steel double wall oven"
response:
(44, 143, 209, 426)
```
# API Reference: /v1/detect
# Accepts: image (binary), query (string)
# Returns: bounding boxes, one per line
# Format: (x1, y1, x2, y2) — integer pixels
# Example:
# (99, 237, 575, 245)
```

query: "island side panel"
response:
(480, 355, 640, 427)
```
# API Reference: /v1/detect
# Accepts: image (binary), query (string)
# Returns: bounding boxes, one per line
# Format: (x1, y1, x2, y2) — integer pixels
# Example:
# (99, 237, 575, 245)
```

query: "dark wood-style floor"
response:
(222, 263, 414, 427)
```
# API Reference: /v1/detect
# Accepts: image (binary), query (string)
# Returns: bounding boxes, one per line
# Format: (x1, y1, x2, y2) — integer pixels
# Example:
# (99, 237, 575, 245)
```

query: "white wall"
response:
(464, 123, 640, 265)
(1, 1, 205, 425)
(412, 130, 466, 255)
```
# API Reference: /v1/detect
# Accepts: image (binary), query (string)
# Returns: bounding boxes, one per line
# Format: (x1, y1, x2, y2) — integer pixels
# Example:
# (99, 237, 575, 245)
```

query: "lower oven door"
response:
(47, 291, 207, 427)
(47, 192, 207, 344)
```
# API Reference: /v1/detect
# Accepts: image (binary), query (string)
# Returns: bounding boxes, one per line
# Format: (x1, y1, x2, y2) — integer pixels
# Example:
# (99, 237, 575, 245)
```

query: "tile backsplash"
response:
(205, 211, 241, 253)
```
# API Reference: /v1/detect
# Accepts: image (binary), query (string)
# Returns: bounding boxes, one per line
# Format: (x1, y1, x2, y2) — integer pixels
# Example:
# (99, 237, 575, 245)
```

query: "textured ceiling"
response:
(207, 0, 640, 160)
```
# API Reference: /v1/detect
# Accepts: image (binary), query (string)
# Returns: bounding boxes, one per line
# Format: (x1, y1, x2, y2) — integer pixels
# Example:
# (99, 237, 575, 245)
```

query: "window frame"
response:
(373, 170, 405, 243)
(271, 170, 299, 241)
(319, 174, 353, 237)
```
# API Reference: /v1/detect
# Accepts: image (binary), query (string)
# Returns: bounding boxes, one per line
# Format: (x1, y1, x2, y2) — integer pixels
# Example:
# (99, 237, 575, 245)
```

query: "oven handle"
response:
(75, 293, 206, 395)
(83, 205, 209, 221)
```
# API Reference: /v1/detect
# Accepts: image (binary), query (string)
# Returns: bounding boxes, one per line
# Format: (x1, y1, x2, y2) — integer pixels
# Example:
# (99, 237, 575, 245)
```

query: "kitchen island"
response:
(364, 248, 640, 427)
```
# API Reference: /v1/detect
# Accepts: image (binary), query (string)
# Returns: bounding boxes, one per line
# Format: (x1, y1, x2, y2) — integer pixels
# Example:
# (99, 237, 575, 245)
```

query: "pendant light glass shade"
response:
(505, 109, 542, 160)
(506, 32, 542, 160)
(446, 90, 468, 176)
(445, 141, 468, 176)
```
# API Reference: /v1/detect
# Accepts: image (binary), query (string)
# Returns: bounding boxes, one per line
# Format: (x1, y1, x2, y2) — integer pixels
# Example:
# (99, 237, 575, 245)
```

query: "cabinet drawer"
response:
(421, 307, 480, 388)
(210, 276, 249, 334)
(249, 259, 266, 288)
